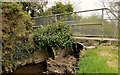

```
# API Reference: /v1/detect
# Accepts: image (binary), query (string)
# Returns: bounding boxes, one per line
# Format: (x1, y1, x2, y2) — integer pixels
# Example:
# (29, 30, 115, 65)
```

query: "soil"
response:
(99, 52, 113, 57)
(107, 60, 118, 67)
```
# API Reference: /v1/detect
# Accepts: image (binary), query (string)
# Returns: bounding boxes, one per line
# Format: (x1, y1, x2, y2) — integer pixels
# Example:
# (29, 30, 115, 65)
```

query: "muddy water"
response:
(7, 62, 46, 75)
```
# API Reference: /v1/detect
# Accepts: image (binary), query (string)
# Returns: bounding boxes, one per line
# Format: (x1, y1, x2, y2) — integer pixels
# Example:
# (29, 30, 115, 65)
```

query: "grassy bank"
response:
(76, 45, 118, 73)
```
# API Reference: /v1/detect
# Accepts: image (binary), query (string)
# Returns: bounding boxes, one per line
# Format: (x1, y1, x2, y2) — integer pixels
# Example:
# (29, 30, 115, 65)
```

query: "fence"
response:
(33, 8, 119, 39)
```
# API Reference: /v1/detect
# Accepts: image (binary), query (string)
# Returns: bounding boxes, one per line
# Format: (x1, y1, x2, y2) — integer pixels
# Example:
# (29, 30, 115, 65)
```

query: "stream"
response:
(6, 61, 46, 75)
(2, 42, 83, 75)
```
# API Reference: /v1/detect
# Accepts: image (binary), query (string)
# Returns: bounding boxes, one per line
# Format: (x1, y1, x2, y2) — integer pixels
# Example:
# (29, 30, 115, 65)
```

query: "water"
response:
(6, 61, 46, 75)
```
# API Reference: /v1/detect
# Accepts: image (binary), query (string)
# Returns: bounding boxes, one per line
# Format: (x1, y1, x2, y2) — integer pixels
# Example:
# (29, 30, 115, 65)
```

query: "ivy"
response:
(2, 2, 34, 73)
(34, 21, 74, 51)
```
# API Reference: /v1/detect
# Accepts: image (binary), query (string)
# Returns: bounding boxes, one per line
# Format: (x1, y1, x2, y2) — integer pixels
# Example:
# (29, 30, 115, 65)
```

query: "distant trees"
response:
(99, 0, 119, 37)
(18, 1, 74, 17)
(99, 0, 119, 18)
(19, 1, 48, 17)
(51, 2, 73, 14)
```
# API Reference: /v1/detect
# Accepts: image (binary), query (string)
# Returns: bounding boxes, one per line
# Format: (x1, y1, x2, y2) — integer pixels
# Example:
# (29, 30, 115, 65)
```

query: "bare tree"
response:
(99, 0, 119, 38)
(99, 0, 119, 12)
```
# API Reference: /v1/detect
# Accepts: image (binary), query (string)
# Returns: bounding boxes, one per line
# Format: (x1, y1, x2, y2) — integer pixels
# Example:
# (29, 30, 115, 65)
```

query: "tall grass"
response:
(76, 49, 117, 73)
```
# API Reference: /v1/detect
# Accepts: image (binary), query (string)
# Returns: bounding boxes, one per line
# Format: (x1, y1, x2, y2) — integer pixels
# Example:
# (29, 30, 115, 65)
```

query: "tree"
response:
(99, 0, 119, 38)
(51, 2, 73, 14)
(99, 0, 119, 19)
(19, 1, 48, 17)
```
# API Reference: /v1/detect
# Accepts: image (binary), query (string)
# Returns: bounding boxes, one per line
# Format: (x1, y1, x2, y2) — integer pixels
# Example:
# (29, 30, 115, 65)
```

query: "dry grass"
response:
(98, 45, 118, 69)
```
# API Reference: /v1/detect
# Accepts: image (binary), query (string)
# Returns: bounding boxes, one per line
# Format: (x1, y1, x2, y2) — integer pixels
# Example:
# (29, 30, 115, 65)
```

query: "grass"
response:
(76, 45, 118, 73)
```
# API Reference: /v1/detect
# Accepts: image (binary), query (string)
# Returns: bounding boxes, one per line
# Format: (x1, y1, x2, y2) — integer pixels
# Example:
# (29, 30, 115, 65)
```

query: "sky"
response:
(46, 0, 105, 17)
(46, 0, 119, 18)
(46, 0, 103, 12)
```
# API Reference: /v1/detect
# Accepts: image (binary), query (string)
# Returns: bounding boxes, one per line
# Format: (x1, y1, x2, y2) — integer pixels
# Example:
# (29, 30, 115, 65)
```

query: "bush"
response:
(2, 2, 34, 72)
(33, 21, 74, 51)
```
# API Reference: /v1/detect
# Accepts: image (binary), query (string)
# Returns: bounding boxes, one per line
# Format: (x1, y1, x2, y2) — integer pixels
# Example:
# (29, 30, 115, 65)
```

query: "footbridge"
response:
(33, 8, 119, 41)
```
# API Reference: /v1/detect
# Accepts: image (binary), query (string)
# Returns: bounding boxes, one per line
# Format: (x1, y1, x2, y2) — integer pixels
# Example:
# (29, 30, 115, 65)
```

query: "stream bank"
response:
(2, 42, 84, 75)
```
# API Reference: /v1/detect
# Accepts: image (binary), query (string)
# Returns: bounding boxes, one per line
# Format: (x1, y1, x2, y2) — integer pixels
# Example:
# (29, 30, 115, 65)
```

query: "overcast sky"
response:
(46, 0, 119, 17)
(46, 0, 105, 17)
(46, 0, 103, 12)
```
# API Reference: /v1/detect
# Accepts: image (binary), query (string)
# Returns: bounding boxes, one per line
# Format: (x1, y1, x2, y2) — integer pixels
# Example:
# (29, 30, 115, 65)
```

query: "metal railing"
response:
(33, 8, 119, 40)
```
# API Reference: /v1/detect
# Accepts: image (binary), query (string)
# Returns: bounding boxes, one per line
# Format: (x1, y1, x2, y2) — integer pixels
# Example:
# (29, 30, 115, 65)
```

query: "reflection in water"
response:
(7, 61, 46, 75)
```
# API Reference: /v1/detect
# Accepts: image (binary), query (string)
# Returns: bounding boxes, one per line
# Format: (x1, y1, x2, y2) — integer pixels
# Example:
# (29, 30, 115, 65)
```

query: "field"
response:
(76, 45, 118, 73)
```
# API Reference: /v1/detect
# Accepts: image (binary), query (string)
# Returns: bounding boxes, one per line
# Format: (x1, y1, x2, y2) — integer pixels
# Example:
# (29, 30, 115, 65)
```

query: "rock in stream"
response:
(45, 55, 77, 74)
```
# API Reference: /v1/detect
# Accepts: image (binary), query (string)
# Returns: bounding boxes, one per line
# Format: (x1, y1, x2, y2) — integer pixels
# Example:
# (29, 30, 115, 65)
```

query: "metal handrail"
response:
(33, 8, 119, 40)
(33, 8, 120, 21)
(33, 8, 108, 18)
(105, 8, 120, 21)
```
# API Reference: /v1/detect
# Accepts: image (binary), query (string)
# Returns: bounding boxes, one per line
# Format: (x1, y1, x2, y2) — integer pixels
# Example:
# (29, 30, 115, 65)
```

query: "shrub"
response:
(33, 21, 74, 51)
(2, 2, 34, 72)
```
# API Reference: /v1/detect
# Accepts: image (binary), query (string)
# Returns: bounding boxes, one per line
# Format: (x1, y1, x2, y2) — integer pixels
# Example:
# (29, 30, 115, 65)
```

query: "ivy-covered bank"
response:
(2, 2, 75, 73)
(2, 2, 34, 73)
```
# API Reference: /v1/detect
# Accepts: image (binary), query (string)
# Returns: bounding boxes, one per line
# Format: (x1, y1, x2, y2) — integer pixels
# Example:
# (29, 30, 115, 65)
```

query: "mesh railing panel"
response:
(33, 8, 118, 38)
(34, 16, 55, 26)
(71, 25, 102, 36)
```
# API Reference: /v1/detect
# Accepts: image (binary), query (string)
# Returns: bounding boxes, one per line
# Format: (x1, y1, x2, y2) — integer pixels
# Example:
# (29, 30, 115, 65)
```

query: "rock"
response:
(72, 42, 84, 59)
(51, 48, 68, 60)
(76, 39, 99, 46)
(27, 56, 34, 64)
(46, 55, 77, 74)
(2, 42, 83, 74)
(2, 48, 54, 74)
(85, 46, 97, 49)
(52, 42, 84, 60)
(34, 50, 48, 64)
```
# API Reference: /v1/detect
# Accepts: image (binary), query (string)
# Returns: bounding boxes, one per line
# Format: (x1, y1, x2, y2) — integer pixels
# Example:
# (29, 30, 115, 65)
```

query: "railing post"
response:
(113, 22, 117, 38)
(118, 2, 120, 74)
(118, 2, 120, 41)
(101, 9, 104, 41)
